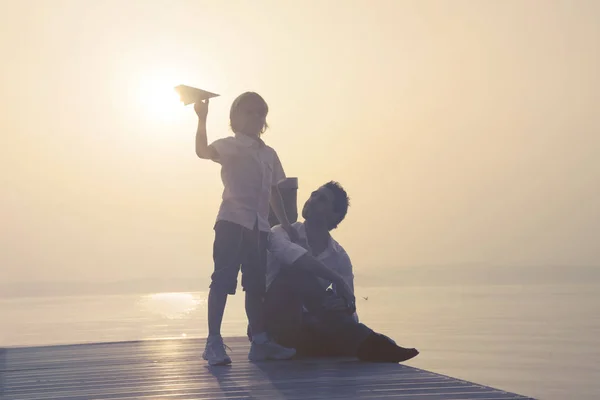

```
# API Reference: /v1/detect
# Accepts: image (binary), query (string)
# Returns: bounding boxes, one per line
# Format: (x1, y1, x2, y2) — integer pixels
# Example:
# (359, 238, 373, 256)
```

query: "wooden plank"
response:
(0, 337, 535, 400)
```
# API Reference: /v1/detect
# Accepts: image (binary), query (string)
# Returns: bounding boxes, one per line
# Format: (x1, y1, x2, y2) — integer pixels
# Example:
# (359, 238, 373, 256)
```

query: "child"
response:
(194, 92, 299, 365)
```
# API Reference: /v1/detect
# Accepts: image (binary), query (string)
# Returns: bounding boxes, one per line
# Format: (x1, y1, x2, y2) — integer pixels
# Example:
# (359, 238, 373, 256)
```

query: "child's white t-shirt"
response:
(210, 134, 286, 232)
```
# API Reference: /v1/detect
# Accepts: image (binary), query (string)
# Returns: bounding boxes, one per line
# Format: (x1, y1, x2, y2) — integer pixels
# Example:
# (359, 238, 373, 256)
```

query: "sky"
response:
(1, 0, 599, 286)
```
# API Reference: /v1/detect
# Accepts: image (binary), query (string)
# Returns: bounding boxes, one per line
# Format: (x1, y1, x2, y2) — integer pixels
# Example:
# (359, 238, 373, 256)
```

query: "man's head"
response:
(302, 181, 349, 230)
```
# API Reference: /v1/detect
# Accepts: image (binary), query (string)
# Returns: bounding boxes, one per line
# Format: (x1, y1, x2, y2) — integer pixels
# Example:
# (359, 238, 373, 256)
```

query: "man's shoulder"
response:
(330, 236, 347, 253)
(268, 222, 309, 265)
(271, 221, 303, 235)
(270, 224, 285, 236)
(330, 236, 351, 264)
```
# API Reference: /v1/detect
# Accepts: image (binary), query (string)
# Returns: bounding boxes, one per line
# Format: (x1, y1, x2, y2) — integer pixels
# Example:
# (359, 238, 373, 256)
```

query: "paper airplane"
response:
(174, 85, 220, 105)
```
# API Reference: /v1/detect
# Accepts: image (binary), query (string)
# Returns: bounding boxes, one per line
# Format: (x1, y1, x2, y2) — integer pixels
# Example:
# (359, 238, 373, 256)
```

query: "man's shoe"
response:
(390, 345, 419, 363)
(202, 335, 232, 366)
(248, 339, 296, 361)
(357, 332, 419, 363)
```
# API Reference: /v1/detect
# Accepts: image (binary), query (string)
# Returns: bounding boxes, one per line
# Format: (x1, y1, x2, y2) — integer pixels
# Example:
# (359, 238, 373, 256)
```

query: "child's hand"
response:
(283, 224, 300, 243)
(194, 99, 209, 121)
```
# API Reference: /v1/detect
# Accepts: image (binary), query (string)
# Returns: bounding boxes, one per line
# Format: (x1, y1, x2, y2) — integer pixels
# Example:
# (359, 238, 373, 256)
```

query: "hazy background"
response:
(1, 0, 599, 292)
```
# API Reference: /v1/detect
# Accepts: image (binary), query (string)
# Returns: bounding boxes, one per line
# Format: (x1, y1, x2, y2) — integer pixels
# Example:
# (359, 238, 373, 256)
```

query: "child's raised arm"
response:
(194, 100, 218, 160)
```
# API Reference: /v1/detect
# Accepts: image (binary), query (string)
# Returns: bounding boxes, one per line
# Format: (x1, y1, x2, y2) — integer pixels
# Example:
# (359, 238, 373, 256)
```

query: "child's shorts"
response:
(210, 220, 268, 295)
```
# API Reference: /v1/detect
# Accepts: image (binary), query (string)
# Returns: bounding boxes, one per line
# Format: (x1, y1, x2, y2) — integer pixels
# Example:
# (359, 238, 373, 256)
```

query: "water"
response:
(2, 284, 599, 399)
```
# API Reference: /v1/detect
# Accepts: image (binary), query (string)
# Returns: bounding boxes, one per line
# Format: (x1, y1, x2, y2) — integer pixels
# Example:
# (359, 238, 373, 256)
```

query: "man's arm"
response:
(291, 253, 350, 292)
(269, 226, 354, 303)
(292, 253, 355, 311)
(269, 225, 331, 281)
(332, 251, 355, 294)
(330, 250, 358, 319)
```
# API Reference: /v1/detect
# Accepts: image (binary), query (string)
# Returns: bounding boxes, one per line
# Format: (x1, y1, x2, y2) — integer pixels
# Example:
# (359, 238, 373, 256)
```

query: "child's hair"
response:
(230, 92, 269, 135)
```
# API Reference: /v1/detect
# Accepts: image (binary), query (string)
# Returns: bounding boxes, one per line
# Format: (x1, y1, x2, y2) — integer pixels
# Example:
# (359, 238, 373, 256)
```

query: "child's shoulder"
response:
(262, 142, 281, 157)
(213, 135, 237, 144)
(209, 136, 239, 158)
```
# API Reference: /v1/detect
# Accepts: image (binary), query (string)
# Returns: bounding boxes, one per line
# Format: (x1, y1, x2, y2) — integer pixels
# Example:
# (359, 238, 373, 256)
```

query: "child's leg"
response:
(245, 290, 266, 337)
(207, 289, 228, 337)
(209, 220, 245, 337)
(241, 227, 268, 338)
(242, 227, 295, 361)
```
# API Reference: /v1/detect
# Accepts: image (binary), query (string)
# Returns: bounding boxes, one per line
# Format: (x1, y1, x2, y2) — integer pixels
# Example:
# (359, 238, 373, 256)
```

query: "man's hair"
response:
(229, 92, 269, 135)
(324, 181, 350, 229)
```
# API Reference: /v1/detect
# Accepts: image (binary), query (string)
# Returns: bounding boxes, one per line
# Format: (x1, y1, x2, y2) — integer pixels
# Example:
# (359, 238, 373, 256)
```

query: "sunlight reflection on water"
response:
(137, 292, 205, 320)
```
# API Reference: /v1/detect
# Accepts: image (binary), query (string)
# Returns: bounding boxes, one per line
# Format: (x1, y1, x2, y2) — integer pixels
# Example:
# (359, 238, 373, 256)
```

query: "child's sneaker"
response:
(202, 335, 232, 366)
(248, 339, 296, 361)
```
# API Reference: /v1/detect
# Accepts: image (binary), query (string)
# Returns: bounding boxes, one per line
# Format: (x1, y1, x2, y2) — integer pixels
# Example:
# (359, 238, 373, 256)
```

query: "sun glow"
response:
(136, 70, 186, 123)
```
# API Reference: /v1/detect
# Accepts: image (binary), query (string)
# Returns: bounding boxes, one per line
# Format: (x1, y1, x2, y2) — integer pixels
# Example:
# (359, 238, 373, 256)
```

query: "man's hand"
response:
(194, 99, 209, 121)
(322, 295, 348, 311)
(333, 280, 356, 313)
(282, 223, 300, 244)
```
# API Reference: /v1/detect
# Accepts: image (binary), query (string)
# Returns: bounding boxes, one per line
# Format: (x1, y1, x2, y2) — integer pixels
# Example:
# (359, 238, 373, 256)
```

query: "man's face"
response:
(302, 186, 337, 226)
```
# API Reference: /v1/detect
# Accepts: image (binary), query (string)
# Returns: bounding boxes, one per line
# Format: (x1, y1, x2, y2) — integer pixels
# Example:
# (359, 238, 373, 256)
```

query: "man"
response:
(264, 181, 419, 362)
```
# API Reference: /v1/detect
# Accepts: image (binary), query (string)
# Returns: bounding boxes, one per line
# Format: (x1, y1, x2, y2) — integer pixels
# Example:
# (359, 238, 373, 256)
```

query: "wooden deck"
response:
(0, 337, 535, 400)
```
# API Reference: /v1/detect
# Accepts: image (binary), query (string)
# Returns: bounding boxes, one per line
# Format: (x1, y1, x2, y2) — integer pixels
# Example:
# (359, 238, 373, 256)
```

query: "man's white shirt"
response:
(267, 222, 355, 299)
